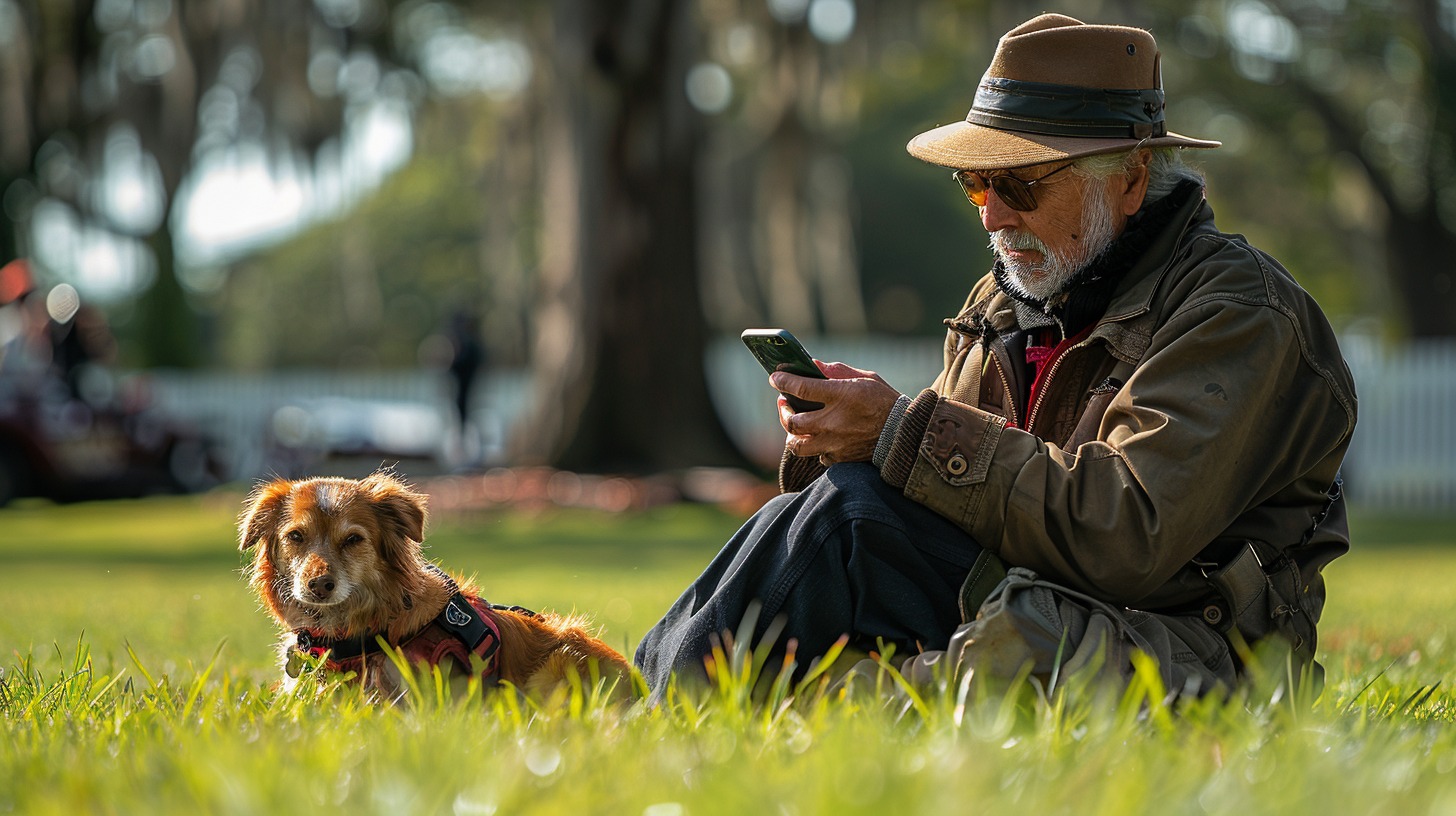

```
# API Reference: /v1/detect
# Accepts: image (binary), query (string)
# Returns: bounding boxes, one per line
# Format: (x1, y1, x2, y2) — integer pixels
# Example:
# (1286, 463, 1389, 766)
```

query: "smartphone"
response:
(741, 328, 826, 412)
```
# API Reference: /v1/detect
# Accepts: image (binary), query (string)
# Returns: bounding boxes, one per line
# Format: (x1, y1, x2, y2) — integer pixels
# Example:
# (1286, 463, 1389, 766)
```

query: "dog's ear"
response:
(238, 480, 293, 551)
(360, 471, 428, 544)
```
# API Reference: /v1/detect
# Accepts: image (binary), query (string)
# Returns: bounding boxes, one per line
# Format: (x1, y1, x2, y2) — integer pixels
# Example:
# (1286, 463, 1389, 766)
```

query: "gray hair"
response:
(1071, 147, 1204, 204)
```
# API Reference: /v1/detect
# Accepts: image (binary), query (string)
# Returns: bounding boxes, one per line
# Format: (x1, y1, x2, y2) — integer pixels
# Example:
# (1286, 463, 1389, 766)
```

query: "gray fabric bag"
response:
(841, 566, 1238, 700)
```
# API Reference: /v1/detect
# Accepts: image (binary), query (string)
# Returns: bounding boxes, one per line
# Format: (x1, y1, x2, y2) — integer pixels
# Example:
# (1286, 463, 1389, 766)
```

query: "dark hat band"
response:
(967, 77, 1168, 140)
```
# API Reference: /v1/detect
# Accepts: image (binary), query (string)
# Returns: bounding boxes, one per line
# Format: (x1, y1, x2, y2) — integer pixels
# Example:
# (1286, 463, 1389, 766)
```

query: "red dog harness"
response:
(287, 575, 535, 682)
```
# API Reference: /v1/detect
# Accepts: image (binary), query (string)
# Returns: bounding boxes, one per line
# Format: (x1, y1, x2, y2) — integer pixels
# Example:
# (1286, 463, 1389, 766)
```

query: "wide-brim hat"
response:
(908, 13, 1220, 171)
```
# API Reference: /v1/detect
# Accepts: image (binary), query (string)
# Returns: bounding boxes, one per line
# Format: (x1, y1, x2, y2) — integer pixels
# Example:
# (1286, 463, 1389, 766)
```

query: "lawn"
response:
(2, 488, 1455, 814)
(0, 490, 742, 674)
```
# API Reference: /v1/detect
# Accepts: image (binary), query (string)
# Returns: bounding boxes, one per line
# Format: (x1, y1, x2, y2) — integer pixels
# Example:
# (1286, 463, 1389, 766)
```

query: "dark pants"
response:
(634, 463, 981, 693)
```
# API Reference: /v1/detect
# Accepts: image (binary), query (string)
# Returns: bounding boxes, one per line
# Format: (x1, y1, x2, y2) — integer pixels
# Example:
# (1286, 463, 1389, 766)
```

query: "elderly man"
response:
(636, 13, 1356, 698)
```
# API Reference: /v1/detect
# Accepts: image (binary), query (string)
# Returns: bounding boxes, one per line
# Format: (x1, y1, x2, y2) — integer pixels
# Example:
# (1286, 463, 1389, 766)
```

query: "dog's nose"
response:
(307, 575, 337, 597)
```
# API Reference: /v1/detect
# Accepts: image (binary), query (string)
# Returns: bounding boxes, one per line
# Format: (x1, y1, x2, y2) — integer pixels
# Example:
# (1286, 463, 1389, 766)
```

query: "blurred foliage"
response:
(5, 0, 1456, 379)
(0, 0, 375, 366)
(1122, 0, 1456, 337)
(215, 107, 499, 370)
(207, 0, 1455, 373)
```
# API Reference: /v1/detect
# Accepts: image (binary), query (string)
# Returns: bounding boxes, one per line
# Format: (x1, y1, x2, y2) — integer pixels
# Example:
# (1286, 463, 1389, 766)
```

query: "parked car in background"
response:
(265, 395, 451, 479)
(0, 264, 224, 505)
(0, 370, 225, 506)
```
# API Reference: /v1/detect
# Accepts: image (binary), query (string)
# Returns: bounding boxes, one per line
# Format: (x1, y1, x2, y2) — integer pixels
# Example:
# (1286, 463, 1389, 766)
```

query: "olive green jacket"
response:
(784, 188, 1356, 621)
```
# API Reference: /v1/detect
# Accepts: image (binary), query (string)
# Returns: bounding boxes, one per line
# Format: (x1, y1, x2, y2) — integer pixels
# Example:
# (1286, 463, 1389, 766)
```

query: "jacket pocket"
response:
(1065, 377, 1123, 450)
(919, 409, 1001, 487)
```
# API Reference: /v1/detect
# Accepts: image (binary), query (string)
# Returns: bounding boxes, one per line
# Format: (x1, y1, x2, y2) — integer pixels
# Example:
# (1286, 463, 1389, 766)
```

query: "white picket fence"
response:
(144, 334, 1456, 511)
(1341, 335, 1456, 511)
(142, 368, 532, 480)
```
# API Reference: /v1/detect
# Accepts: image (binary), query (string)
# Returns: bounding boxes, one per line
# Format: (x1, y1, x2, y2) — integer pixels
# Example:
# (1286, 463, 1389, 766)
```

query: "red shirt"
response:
(1020, 324, 1094, 429)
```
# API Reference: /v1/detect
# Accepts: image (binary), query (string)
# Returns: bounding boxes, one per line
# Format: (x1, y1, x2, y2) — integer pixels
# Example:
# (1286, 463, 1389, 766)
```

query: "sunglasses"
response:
(953, 161, 1076, 212)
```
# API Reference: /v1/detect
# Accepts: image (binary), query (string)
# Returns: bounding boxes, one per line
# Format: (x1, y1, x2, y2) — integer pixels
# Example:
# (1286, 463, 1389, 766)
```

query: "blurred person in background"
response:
(445, 309, 485, 465)
(0, 260, 44, 380)
(0, 260, 221, 503)
(636, 14, 1356, 700)
(50, 302, 117, 403)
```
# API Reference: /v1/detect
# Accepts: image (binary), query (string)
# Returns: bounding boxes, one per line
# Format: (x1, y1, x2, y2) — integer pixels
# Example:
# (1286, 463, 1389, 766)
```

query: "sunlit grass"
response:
(3, 493, 1456, 814)
(0, 489, 743, 671)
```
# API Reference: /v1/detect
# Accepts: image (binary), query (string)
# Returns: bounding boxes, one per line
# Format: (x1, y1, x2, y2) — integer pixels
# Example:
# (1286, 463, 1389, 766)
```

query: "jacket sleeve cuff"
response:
(872, 394, 913, 469)
(880, 389, 938, 490)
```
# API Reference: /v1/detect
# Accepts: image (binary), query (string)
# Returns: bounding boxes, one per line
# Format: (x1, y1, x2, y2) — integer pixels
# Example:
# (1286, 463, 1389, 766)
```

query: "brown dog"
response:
(238, 471, 632, 700)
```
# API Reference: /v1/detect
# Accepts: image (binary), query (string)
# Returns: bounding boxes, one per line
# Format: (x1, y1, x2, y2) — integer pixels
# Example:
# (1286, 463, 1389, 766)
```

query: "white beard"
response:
(990, 180, 1120, 302)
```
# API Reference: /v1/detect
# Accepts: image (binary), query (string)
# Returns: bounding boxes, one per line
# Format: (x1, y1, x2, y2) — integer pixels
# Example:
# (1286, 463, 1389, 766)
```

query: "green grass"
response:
(3, 491, 1456, 814)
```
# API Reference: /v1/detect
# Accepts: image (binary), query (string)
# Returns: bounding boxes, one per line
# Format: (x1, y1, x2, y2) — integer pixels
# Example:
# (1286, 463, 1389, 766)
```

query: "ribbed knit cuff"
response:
(778, 447, 827, 494)
(880, 389, 939, 489)
(872, 394, 912, 468)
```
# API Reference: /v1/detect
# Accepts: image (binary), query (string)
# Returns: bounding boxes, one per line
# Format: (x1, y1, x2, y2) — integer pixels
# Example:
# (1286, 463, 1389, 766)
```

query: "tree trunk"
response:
(137, 218, 200, 367)
(0, 174, 24, 267)
(512, 0, 745, 472)
(1404, 0, 1456, 336)
(1383, 206, 1456, 338)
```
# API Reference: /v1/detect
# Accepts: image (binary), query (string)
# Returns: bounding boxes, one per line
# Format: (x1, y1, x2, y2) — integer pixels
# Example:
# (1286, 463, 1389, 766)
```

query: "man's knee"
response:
(802, 463, 887, 506)
(799, 463, 927, 530)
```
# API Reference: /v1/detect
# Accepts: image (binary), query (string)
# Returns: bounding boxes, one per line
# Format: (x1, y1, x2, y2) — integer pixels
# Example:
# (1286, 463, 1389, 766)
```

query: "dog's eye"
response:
(286, 530, 304, 543)
(343, 534, 364, 546)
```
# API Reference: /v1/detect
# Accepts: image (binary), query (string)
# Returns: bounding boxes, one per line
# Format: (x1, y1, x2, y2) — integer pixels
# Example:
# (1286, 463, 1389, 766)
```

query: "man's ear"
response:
(360, 471, 428, 544)
(1118, 149, 1153, 217)
(239, 481, 292, 551)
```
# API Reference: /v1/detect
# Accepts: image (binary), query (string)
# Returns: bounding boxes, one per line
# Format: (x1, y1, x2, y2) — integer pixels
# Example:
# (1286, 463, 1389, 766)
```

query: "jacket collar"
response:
(957, 180, 1210, 363)
(1091, 181, 1211, 362)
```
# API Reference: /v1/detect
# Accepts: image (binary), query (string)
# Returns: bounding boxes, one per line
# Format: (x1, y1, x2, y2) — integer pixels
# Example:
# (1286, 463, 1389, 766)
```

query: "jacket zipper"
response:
(988, 346, 1020, 428)
(1025, 339, 1093, 433)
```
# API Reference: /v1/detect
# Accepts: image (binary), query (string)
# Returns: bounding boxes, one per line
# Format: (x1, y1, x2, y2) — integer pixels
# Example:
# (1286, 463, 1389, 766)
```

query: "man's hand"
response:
(772, 361, 902, 465)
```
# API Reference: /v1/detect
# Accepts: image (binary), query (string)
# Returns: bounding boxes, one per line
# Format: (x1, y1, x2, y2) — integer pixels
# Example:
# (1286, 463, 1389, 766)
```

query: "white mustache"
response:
(991, 230, 1048, 258)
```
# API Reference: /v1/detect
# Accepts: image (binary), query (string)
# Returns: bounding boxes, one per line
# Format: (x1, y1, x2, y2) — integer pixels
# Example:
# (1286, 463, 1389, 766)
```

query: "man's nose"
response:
(979, 188, 1022, 234)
